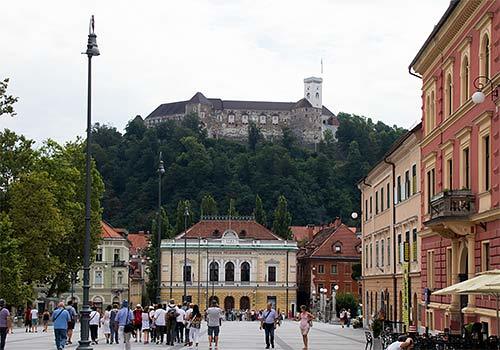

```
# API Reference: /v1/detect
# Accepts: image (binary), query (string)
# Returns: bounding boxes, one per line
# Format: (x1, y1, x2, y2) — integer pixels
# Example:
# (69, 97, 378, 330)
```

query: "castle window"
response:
(481, 34, 490, 78)
(260, 115, 266, 124)
(228, 114, 235, 124)
(306, 92, 310, 99)
(272, 115, 279, 125)
(315, 92, 319, 99)
(242, 115, 248, 124)
(461, 55, 469, 103)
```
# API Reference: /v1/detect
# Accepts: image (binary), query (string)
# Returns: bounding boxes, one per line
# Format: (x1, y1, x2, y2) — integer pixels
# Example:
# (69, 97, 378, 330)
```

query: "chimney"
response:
(306, 224, 315, 241)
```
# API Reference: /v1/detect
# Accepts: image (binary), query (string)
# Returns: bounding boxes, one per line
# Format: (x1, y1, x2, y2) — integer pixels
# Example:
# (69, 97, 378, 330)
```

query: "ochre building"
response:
(160, 217, 298, 314)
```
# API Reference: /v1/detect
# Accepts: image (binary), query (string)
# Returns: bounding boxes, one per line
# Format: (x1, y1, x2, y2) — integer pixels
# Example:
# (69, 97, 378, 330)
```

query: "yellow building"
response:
(160, 217, 298, 314)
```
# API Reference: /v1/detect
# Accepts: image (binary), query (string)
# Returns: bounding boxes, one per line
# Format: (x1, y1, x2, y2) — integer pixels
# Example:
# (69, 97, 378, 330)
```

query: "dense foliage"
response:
(0, 130, 104, 305)
(91, 113, 405, 232)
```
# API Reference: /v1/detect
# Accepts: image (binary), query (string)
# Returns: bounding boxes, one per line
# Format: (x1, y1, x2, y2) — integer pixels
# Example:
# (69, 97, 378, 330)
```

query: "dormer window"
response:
(212, 229, 220, 237)
(335, 246, 341, 253)
(272, 115, 279, 125)
(242, 115, 248, 124)
(332, 241, 343, 253)
(260, 115, 266, 124)
(228, 114, 235, 124)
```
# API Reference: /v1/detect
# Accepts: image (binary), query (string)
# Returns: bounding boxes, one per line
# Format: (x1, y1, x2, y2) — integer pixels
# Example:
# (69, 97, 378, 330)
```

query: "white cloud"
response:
(1, 0, 450, 143)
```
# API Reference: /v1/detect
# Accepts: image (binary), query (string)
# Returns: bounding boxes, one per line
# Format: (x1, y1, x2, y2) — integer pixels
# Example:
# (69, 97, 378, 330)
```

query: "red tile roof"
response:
(128, 232, 150, 255)
(290, 226, 322, 242)
(101, 221, 126, 239)
(180, 219, 281, 240)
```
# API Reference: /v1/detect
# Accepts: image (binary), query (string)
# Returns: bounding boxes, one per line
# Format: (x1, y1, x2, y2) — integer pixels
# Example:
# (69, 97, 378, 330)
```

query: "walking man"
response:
(116, 300, 134, 350)
(65, 300, 77, 345)
(30, 307, 39, 333)
(260, 303, 278, 349)
(153, 304, 166, 344)
(206, 300, 223, 349)
(110, 303, 119, 344)
(0, 299, 10, 350)
(52, 302, 71, 350)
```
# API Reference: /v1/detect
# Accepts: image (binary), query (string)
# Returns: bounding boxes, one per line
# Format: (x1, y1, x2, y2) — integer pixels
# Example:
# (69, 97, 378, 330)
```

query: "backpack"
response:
(166, 308, 176, 320)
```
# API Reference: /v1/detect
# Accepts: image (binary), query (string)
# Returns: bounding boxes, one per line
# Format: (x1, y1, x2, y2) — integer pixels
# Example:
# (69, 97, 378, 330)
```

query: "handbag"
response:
(123, 311, 134, 333)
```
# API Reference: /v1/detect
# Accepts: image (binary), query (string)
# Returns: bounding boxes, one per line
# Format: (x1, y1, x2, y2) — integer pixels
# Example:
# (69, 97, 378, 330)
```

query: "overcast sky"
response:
(1, 0, 450, 144)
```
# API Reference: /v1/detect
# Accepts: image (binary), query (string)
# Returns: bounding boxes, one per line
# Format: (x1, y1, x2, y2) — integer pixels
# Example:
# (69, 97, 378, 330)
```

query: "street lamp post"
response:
(183, 206, 190, 304)
(157, 152, 165, 304)
(320, 288, 327, 322)
(78, 15, 100, 350)
(331, 284, 339, 322)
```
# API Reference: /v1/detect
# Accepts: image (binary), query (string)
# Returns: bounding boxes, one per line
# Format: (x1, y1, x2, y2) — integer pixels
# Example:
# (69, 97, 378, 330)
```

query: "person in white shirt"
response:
(30, 308, 39, 333)
(175, 304, 186, 343)
(387, 336, 414, 350)
(89, 307, 101, 345)
(184, 303, 193, 346)
(148, 306, 156, 343)
(153, 304, 166, 344)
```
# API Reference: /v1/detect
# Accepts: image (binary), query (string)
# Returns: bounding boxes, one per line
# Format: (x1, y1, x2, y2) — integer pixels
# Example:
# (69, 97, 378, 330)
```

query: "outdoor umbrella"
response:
(433, 270, 500, 337)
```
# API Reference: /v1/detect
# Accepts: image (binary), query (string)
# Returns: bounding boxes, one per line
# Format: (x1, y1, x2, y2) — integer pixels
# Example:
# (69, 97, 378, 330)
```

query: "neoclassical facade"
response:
(410, 0, 499, 334)
(144, 77, 338, 145)
(160, 217, 298, 314)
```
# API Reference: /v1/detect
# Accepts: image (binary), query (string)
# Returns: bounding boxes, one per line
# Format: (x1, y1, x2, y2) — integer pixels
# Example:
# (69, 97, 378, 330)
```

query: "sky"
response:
(1, 0, 450, 144)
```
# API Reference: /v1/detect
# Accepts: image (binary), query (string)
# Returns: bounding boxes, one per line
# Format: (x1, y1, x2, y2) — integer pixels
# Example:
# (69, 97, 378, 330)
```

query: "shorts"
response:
(208, 326, 220, 337)
(24, 320, 32, 327)
(134, 322, 142, 331)
(68, 321, 75, 330)
(32, 319, 38, 326)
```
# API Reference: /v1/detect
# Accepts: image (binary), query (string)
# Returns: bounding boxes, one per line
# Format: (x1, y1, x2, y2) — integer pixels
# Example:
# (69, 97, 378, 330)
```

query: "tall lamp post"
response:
(319, 288, 327, 322)
(183, 205, 190, 304)
(331, 284, 339, 322)
(156, 152, 165, 304)
(78, 15, 100, 350)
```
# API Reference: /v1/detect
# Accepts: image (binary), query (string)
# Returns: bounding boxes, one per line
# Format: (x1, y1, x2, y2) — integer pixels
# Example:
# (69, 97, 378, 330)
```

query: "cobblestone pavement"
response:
(5, 321, 366, 349)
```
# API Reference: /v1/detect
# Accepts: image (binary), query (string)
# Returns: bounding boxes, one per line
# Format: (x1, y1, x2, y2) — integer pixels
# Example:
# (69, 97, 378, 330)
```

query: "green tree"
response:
(228, 198, 238, 217)
(175, 200, 193, 234)
(335, 292, 359, 317)
(248, 122, 261, 151)
(0, 78, 18, 117)
(272, 195, 292, 239)
(200, 194, 218, 217)
(0, 213, 30, 305)
(9, 171, 67, 284)
(253, 195, 267, 226)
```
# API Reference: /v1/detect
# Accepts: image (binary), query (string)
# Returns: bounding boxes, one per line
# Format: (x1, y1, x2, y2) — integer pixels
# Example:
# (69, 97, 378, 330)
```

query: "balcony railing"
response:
(428, 190, 475, 221)
(112, 260, 127, 267)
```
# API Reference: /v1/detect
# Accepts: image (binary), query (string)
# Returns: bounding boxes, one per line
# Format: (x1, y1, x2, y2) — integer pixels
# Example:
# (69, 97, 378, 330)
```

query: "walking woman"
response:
(141, 306, 151, 344)
(42, 309, 50, 332)
(102, 305, 112, 344)
(296, 305, 314, 350)
(188, 305, 202, 350)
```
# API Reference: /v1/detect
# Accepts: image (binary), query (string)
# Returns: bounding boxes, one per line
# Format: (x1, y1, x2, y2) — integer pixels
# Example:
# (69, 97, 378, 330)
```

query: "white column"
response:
(467, 235, 476, 307)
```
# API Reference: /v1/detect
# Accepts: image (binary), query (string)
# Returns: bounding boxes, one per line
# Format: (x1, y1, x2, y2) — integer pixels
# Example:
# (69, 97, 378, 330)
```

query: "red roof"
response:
(180, 219, 281, 240)
(128, 232, 150, 255)
(101, 221, 125, 239)
(290, 225, 322, 242)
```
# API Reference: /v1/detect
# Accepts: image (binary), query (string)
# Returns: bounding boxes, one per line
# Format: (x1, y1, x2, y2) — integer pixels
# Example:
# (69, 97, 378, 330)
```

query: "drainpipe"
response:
(384, 156, 398, 322)
(408, 66, 422, 80)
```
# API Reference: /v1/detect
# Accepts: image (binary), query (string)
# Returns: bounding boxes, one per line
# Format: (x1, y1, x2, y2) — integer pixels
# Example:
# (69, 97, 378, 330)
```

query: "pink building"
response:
(409, 0, 499, 334)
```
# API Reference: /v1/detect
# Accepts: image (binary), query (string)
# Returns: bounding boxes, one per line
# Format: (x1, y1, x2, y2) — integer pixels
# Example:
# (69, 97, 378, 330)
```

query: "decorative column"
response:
(449, 238, 461, 333)
(467, 235, 476, 307)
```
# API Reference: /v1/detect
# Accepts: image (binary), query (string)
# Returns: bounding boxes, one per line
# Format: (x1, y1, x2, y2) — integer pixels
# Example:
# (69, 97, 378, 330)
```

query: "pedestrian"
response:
(165, 300, 178, 346)
(133, 304, 143, 342)
(0, 299, 11, 350)
(260, 303, 278, 349)
(387, 335, 414, 349)
(102, 305, 112, 344)
(30, 307, 39, 333)
(184, 303, 194, 346)
(206, 300, 223, 349)
(42, 309, 50, 332)
(65, 300, 77, 345)
(296, 305, 314, 350)
(110, 303, 119, 344)
(116, 300, 134, 350)
(141, 306, 151, 344)
(188, 304, 202, 350)
(340, 308, 346, 328)
(175, 303, 186, 343)
(346, 309, 351, 327)
(148, 306, 156, 343)
(52, 302, 71, 350)
(89, 306, 100, 345)
(24, 306, 32, 333)
(153, 303, 166, 344)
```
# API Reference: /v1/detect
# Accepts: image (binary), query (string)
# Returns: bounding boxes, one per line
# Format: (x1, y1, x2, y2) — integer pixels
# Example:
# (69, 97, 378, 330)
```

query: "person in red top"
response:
(133, 305, 143, 343)
(24, 307, 32, 333)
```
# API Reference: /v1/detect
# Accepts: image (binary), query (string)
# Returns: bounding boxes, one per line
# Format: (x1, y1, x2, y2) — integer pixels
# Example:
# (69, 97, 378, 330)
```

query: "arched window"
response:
(446, 73, 453, 117)
(306, 92, 310, 99)
(242, 115, 248, 124)
(315, 92, 319, 99)
(209, 261, 219, 282)
(260, 115, 266, 125)
(483, 34, 490, 78)
(461, 55, 469, 102)
(425, 95, 431, 134)
(430, 91, 435, 128)
(117, 271, 123, 285)
(241, 262, 250, 282)
(225, 262, 234, 282)
(94, 270, 103, 285)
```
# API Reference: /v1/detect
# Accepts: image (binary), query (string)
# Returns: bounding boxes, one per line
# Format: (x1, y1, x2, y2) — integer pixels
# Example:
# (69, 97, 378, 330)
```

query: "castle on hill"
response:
(144, 77, 338, 144)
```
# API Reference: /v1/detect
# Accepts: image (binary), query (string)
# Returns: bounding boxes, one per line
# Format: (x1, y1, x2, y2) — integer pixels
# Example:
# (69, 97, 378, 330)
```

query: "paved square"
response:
(5, 321, 366, 349)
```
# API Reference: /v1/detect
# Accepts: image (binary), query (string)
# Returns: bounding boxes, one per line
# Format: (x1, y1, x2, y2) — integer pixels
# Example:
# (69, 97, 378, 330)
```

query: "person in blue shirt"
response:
(116, 300, 133, 350)
(52, 302, 71, 350)
(260, 303, 278, 349)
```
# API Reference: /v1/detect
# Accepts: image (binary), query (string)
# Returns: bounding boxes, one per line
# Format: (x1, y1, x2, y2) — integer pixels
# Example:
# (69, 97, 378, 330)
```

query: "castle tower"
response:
(303, 77, 322, 109)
